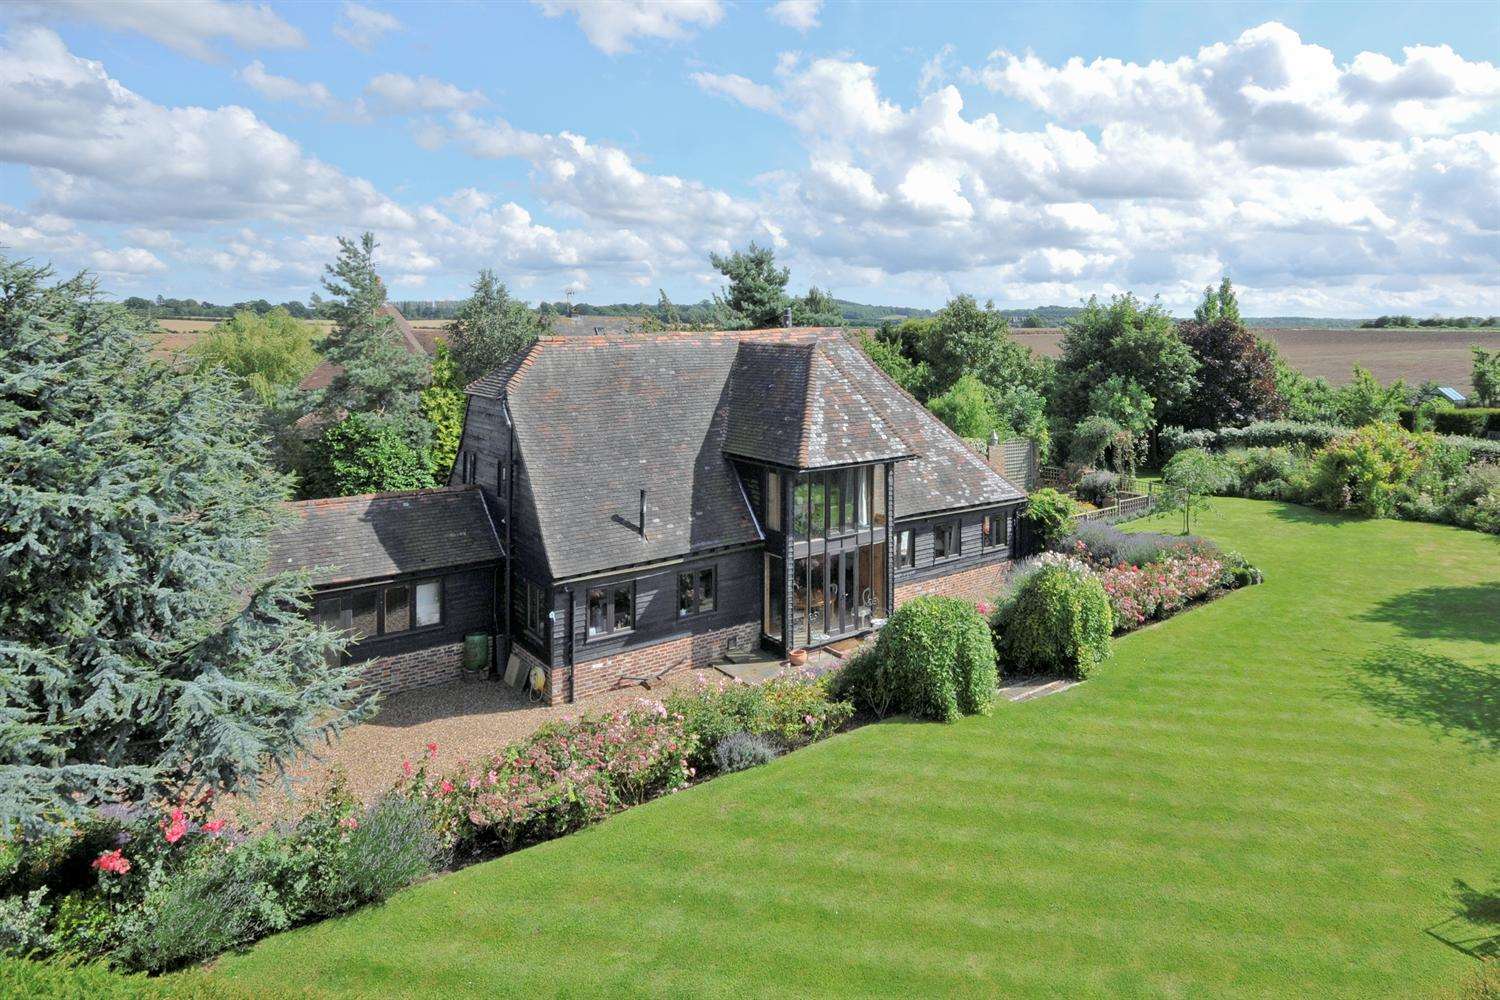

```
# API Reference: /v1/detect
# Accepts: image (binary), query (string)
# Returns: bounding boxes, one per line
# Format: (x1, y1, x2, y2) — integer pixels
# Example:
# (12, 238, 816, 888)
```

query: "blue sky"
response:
(1, 1, 1497, 315)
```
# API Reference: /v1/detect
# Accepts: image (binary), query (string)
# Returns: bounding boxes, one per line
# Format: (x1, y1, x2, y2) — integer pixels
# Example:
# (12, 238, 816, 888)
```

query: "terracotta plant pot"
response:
(788, 648, 808, 667)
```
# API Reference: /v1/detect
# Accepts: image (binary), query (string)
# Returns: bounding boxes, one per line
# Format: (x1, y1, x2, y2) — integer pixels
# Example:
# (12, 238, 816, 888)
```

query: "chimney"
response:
(639, 488, 648, 540)
(782, 305, 793, 328)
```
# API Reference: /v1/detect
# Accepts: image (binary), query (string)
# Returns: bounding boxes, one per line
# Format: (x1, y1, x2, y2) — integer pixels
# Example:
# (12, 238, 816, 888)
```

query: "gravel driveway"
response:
(225, 671, 708, 828)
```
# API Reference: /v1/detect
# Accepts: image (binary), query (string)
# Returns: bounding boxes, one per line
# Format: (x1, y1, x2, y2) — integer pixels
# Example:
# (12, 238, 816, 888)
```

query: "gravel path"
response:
(222, 671, 710, 828)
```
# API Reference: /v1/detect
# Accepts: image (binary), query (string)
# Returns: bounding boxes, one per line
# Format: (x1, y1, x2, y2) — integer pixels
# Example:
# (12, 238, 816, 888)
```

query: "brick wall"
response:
(550, 619, 761, 704)
(895, 558, 1013, 607)
(357, 640, 469, 695)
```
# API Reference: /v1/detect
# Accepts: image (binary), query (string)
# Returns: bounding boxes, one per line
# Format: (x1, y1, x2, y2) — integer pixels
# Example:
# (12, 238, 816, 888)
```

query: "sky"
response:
(0, 1, 1497, 316)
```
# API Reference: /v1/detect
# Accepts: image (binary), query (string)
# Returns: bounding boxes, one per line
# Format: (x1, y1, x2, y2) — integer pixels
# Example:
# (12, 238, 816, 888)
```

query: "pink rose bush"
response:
(398, 705, 696, 852)
(1095, 553, 1226, 631)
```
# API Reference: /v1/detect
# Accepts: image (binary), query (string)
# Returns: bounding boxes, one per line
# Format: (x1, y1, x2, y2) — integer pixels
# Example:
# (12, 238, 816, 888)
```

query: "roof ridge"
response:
(794, 342, 819, 467)
(285, 484, 479, 511)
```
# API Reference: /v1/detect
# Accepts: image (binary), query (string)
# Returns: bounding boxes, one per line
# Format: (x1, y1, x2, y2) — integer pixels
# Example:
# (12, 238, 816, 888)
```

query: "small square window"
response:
(934, 521, 960, 560)
(588, 581, 635, 637)
(678, 566, 717, 617)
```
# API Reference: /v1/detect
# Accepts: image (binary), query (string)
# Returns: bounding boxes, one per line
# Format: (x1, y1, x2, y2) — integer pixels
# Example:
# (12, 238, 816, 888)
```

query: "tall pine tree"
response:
(0, 257, 374, 835)
(313, 233, 430, 426)
(447, 268, 544, 385)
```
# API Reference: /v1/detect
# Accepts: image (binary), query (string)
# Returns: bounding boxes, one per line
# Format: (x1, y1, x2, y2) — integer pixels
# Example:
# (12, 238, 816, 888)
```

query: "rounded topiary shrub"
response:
(995, 564, 1113, 679)
(870, 596, 997, 722)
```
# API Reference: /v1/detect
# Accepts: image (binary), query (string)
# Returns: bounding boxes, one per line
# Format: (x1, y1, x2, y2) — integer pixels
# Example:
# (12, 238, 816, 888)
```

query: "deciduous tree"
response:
(1173, 282, 1283, 429)
(188, 307, 320, 403)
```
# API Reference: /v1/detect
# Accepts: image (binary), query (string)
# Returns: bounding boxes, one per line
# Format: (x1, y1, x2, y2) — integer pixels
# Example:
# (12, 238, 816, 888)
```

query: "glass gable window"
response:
(677, 566, 716, 617)
(587, 581, 635, 638)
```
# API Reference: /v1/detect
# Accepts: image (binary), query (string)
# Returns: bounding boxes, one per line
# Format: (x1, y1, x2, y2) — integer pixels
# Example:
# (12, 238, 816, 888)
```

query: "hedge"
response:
(1398, 406, 1500, 436)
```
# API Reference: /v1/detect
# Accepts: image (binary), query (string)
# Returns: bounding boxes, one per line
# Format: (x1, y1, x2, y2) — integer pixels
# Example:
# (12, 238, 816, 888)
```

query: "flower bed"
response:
(1095, 553, 1227, 631)
(1, 671, 854, 975)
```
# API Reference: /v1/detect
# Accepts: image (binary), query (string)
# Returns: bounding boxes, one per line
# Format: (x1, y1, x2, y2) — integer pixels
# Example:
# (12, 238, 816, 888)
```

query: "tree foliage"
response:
(1335, 365, 1407, 426)
(1192, 275, 1241, 324)
(420, 341, 466, 481)
(928, 374, 1001, 440)
(447, 269, 545, 385)
(1051, 294, 1198, 435)
(1472, 346, 1500, 407)
(187, 308, 320, 404)
(709, 242, 791, 329)
(310, 411, 436, 498)
(0, 257, 372, 835)
(1173, 284, 1284, 430)
(313, 233, 430, 425)
(925, 294, 1043, 395)
(861, 333, 931, 399)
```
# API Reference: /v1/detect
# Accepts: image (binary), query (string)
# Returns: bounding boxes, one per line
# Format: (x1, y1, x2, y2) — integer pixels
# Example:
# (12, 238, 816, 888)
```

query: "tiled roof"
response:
(467, 328, 1024, 578)
(722, 342, 915, 468)
(267, 485, 502, 587)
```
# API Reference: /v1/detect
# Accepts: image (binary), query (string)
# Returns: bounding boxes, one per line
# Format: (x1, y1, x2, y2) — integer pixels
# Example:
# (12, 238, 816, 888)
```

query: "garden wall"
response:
(358, 640, 466, 695)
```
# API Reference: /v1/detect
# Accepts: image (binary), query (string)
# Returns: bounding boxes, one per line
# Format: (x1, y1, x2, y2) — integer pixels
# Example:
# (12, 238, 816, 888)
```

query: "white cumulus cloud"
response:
(533, 0, 723, 55)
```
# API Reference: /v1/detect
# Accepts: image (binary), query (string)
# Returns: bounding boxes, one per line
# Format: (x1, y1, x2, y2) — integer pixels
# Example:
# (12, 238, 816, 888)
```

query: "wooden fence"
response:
(1036, 467, 1166, 525)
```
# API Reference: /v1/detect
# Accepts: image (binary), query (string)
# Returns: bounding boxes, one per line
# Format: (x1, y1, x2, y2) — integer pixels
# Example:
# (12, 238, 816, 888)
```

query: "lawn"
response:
(200, 499, 1497, 998)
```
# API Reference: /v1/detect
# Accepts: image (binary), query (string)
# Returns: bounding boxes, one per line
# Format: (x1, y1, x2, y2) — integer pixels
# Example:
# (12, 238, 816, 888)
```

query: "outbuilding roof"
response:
(267, 485, 502, 588)
(467, 328, 1024, 580)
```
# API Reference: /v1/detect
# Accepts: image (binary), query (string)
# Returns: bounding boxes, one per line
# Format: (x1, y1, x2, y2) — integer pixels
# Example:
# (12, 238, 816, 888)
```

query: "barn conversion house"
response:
(272, 327, 1027, 703)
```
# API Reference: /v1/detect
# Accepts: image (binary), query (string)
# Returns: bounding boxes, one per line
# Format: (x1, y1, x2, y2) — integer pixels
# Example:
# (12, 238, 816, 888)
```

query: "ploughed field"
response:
(150, 317, 1500, 395)
(192, 499, 1499, 998)
(1017, 326, 1500, 394)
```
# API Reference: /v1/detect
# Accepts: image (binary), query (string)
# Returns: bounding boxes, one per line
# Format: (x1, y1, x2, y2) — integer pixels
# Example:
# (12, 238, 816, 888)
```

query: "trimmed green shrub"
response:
(994, 565, 1113, 679)
(1023, 488, 1079, 548)
(1160, 426, 1218, 458)
(864, 597, 997, 722)
(1220, 446, 1311, 501)
(1218, 420, 1349, 450)
(1307, 423, 1433, 518)
(828, 645, 888, 717)
(1427, 406, 1500, 437)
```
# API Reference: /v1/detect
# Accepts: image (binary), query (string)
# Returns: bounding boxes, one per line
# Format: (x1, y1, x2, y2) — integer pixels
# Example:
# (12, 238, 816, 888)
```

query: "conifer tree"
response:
(709, 242, 791, 328)
(447, 269, 544, 385)
(0, 257, 373, 835)
(314, 233, 430, 425)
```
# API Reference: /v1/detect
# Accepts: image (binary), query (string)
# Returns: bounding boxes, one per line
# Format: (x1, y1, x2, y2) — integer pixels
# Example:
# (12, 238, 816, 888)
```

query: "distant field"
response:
(149, 317, 335, 357)
(149, 317, 1499, 394)
(1017, 326, 1500, 394)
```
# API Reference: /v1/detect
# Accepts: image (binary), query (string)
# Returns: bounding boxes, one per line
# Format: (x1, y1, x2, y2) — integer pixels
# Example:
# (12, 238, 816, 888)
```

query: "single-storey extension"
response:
(267, 486, 504, 693)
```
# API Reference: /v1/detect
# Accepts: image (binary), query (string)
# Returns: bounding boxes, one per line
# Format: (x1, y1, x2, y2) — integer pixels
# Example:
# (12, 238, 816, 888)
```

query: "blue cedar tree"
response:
(0, 257, 374, 835)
